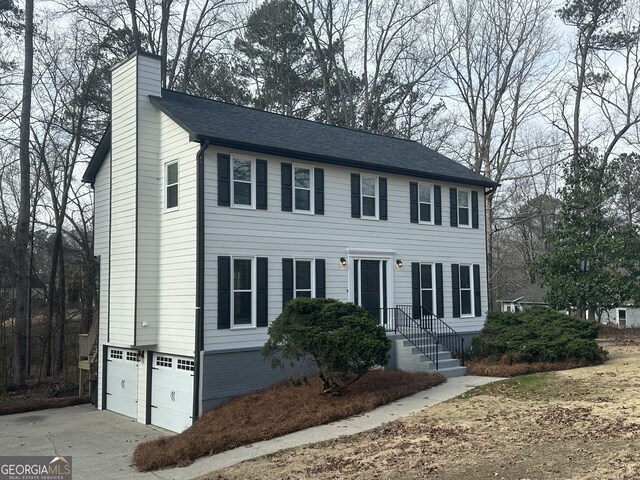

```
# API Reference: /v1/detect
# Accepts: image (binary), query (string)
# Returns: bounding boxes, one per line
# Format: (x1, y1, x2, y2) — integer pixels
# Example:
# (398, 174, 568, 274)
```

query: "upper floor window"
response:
(419, 183, 433, 223)
(457, 189, 470, 227)
(232, 155, 254, 208)
(361, 174, 378, 218)
(165, 161, 179, 211)
(294, 166, 313, 212)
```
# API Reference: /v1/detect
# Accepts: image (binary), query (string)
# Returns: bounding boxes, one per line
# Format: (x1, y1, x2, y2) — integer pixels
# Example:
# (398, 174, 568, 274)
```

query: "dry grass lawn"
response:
(204, 330, 640, 480)
(133, 369, 445, 472)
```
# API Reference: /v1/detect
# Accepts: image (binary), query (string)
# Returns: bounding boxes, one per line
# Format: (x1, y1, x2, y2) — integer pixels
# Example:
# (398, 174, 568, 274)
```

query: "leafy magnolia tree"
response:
(262, 297, 390, 394)
(536, 147, 640, 319)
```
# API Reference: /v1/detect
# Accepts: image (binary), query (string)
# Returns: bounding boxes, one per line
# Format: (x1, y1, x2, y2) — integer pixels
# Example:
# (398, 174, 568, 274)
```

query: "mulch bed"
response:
(466, 359, 595, 377)
(0, 396, 90, 415)
(133, 369, 445, 472)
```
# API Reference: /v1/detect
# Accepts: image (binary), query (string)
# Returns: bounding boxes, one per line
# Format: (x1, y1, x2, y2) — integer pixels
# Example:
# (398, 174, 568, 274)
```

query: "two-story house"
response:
(82, 51, 497, 433)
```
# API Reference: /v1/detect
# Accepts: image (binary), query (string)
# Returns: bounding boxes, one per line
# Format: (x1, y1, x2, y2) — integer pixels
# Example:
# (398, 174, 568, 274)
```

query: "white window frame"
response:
(293, 164, 314, 214)
(420, 263, 436, 314)
(457, 189, 471, 228)
(418, 183, 434, 224)
(164, 160, 179, 212)
(231, 257, 257, 329)
(231, 154, 256, 209)
(294, 258, 315, 298)
(459, 264, 474, 317)
(617, 308, 627, 327)
(360, 174, 378, 220)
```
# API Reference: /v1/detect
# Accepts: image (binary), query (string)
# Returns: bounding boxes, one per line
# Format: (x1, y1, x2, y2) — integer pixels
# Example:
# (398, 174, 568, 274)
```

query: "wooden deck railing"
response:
(79, 320, 98, 361)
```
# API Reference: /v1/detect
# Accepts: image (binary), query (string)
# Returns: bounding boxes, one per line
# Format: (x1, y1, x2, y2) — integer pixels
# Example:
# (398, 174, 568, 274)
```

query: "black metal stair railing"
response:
(380, 306, 440, 369)
(395, 304, 465, 366)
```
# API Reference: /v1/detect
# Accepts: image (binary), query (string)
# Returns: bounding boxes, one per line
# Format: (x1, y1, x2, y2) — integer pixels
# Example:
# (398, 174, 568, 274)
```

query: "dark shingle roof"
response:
(84, 88, 497, 187)
(498, 284, 548, 304)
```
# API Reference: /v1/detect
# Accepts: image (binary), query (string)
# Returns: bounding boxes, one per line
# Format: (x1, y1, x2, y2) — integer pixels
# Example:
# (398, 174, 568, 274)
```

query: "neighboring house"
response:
(602, 304, 640, 328)
(498, 284, 549, 312)
(83, 51, 497, 433)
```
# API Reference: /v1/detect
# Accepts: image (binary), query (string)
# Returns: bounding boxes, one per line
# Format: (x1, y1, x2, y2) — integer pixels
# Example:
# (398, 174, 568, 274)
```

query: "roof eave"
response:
(82, 125, 111, 184)
(191, 134, 497, 188)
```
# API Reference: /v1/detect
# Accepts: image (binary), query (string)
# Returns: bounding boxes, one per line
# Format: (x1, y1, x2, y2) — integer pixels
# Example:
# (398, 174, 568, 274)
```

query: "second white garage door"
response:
(150, 354, 194, 432)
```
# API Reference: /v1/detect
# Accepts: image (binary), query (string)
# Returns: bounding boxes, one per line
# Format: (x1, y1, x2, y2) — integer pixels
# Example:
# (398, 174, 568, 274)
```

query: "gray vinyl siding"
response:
(203, 147, 489, 351)
(109, 59, 137, 346)
(95, 153, 110, 410)
(155, 112, 199, 355)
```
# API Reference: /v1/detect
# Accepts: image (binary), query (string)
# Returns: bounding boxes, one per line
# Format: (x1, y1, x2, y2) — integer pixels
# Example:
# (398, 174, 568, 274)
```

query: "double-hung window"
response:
(419, 183, 433, 223)
(459, 264, 473, 316)
(361, 175, 378, 218)
(232, 155, 254, 208)
(294, 259, 313, 297)
(420, 263, 435, 313)
(457, 189, 470, 227)
(294, 166, 312, 212)
(165, 161, 179, 211)
(232, 258, 254, 327)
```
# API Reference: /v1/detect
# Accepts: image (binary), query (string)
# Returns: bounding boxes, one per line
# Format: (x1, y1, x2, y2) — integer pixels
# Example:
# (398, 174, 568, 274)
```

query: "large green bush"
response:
(470, 307, 607, 364)
(262, 297, 391, 394)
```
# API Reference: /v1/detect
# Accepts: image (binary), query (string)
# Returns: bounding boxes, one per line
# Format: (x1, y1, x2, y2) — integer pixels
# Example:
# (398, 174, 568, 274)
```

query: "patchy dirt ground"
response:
(205, 333, 640, 480)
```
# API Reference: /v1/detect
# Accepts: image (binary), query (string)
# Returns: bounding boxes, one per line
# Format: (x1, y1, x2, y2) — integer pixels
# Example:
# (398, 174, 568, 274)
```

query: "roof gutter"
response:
(188, 133, 498, 189)
(192, 138, 209, 423)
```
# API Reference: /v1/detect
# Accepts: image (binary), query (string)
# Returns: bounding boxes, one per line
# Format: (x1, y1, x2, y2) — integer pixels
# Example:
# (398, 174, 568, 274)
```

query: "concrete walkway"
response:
(0, 375, 502, 480)
(157, 375, 503, 480)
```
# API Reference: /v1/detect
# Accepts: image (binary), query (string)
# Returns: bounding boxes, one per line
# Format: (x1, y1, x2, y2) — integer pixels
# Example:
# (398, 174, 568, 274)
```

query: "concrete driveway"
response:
(0, 404, 167, 480)
(0, 376, 504, 479)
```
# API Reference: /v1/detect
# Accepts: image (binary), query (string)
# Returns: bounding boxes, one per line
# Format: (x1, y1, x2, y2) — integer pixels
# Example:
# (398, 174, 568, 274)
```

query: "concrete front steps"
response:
(387, 335, 467, 378)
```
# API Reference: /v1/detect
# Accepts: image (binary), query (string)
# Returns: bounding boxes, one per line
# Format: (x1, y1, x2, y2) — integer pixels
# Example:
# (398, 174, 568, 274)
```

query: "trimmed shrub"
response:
(470, 307, 607, 364)
(262, 297, 391, 393)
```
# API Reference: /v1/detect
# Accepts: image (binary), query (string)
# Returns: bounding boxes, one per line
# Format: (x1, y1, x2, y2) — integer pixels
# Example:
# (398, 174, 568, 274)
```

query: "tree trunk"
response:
(13, 0, 34, 387)
(486, 192, 495, 310)
(55, 245, 66, 374)
(44, 232, 62, 377)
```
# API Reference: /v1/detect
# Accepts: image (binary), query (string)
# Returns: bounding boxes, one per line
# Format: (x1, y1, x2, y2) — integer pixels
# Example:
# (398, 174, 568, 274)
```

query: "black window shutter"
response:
(282, 258, 294, 306)
(353, 260, 359, 305)
(257, 257, 268, 327)
(409, 182, 418, 223)
(217, 256, 231, 329)
(434, 185, 442, 225)
(314, 168, 324, 215)
(351, 173, 361, 218)
(450, 188, 458, 227)
(452, 263, 460, 318)
(379, 177, 388, 220)
(281, 163, 292, 212)
(473, 264, 482, 317)
(411, 262, 421, 319)
(471, 191, 479, 229)
(315, 259, 326, 298)
(435, 263, 444, 317)
(217, 154, 230, 207)
(256, 159, 268, 210)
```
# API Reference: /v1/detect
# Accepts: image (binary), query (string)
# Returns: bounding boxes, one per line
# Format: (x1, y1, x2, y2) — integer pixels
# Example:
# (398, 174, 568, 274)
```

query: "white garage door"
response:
(151, 354, 194, 432)
(106, 347, 139, 419)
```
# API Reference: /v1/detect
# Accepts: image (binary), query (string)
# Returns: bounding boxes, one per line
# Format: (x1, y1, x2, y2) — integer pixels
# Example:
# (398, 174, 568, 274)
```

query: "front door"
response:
(360, 260, 381, 319)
